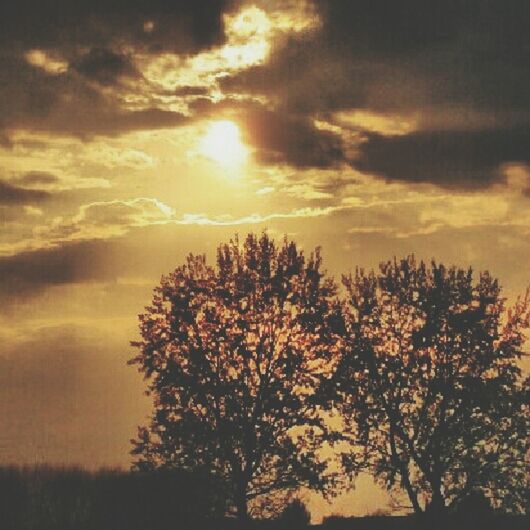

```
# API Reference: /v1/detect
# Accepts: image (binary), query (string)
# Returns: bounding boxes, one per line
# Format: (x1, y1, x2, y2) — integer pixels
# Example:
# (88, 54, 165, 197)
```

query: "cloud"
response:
(218, 0, 530, 187)
(0, 55, 189, 137)
(418, 195, 510, 231)
(136, 4, 305, 103)
(0, 135, 150, 192)
(352, 126, 530, 188)
(1, 193, 346, 258)
(503, 164, 530, 196)
(16, 171, 60, 186)
(0, 0, 232, 55)
(0, 197, 346, 301)
(24, 49, 68, 74)
(0, 240, 116, 300)
(0, 181, 50, 205)
(173, 86, 212, 97)
(242, 107, 346, 168)
(314, 1, 525, 62)
(72, 47, 139, 85)
(18, 101, 188, 138)
(178, 205, 340, 226)
(0, 199, 170, 259)
(192, 99, 347, 168)
(0, 2, 321, 140)
(82, 146, 156, 170)
(45, 198, 175, 242)
(23, 205, 43, 216)
(225, 0, 530, 111)
(1, 182, 528, 298)
(0, 0, 237, 139)
(282, 183, 334, 201)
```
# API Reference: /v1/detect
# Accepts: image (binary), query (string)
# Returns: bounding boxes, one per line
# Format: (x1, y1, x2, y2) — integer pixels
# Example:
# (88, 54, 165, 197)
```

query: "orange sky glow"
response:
(1, 0, 529, 522)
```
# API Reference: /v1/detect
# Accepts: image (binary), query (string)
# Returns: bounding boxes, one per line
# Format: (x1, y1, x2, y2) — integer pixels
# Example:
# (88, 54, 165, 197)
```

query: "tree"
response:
(277, 498, 311, 528)
(129, 233, 340, 519)
(332, 256, 529, 517)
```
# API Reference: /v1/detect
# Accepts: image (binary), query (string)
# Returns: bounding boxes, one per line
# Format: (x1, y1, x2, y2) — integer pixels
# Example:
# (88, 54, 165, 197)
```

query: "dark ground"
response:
(0, 467, 527, 530)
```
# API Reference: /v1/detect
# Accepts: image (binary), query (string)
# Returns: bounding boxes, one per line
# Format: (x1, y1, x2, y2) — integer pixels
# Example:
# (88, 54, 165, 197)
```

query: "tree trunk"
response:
(387, 425, 422, 515)
(402, 474, 423, 514)
(235, 480, 248, 520)
(428, 487, 446, 516)
(425, 481, 447, 529)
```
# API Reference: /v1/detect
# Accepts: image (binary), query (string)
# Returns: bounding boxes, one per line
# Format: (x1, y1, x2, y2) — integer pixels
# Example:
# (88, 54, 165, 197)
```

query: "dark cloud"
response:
(0, 0, 528, 179)
(0, 52, 189, 136)
(219, 0, 530, 186)
(0, 224, 225, 304)
(72, 48, 139, 85)
(50, 107, 188, 137)
(315, 0, 528, 65)
(0, 133, 13, 148)
(173, 86, 211, 97)
(0, 0, 233, 54)
(0, 56, 188, 136)
(0, 181, 50, 204)
(242, 108, 345, 168)
(353, 126, 530, 188)
(0, 241, 116, 300)
(17, 171, 60, 186)
(226, 0, 530, 114)
(0, 1, 235, 137)
(318, 0, 461, 56)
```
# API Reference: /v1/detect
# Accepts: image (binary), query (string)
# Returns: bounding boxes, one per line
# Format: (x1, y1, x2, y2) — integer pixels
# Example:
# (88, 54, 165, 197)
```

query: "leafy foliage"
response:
(130, 233, 341, 517)
(333, 256, 529, 515)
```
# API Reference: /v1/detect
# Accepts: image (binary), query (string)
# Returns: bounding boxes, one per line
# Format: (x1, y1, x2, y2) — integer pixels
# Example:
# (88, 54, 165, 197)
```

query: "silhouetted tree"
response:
(130, 233, 340, 519)
(453, 489, 494, 520)
(332, 257, 529, 517)
(278, 498, 311, 528)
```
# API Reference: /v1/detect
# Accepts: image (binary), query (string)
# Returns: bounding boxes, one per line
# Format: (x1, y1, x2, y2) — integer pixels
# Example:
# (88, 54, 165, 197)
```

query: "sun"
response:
(199, 120, 248, 168)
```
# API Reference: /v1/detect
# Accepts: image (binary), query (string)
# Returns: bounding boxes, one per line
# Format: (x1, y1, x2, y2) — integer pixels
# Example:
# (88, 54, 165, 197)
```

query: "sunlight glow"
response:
(25, 49, 68, 74)
(199, 121, 248, 168)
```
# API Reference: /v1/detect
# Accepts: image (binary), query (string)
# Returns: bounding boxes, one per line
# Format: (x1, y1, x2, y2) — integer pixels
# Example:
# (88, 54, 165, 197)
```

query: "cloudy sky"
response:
(1, 0, 529, 518)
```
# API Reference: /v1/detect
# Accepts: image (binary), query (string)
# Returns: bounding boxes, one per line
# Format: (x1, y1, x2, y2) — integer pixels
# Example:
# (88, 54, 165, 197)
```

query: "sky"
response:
(1, 0, 529, 519)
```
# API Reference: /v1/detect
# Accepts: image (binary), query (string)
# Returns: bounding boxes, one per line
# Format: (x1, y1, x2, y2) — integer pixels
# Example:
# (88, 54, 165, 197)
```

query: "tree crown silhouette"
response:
(333, 256, 529, 516)
(130, 233, 341, 518)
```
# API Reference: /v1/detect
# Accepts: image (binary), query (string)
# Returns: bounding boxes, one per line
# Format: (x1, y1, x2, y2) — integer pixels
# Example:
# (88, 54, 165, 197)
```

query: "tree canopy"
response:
(333, 257, 529, 516)
(130, 233, 341, 518)
(130, 238, 529, 521)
